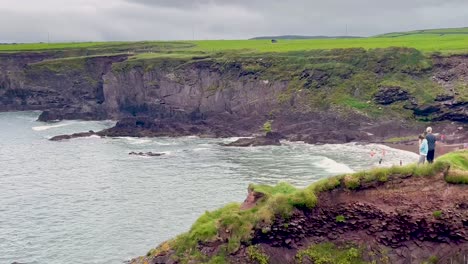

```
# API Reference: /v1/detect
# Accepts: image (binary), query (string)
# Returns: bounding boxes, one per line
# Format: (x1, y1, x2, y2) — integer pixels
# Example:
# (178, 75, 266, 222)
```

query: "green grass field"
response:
(377, 27, 468, 37)
(2, 27, 468, 55)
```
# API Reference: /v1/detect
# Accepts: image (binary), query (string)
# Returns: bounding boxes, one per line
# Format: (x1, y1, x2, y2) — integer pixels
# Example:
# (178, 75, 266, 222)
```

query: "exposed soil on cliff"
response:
(138, 170, 468, 264)
(247, 173, 467, 264)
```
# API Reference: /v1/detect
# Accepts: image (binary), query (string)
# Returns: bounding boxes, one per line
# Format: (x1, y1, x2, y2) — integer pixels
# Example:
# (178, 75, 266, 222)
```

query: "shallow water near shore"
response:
(0, 112, 418, 264)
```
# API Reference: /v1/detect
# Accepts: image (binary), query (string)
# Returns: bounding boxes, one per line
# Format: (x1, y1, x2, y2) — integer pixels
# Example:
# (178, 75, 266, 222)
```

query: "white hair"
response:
(426, 127, 433, 133)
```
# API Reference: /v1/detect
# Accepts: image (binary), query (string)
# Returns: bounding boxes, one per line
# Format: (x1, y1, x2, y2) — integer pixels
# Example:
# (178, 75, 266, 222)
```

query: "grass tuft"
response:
(336, 215, 346, 223)
(295, 243, 365, 264)
(247, 246, 269, 264)
(433, 211, 443, 219)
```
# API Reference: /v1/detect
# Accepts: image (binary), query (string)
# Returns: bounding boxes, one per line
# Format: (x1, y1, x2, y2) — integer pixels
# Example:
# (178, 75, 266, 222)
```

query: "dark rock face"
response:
(435, 94, 455, 102)
(0, 53, 127, 119)
(98, 117, 237, 138)
(374, 86, 410, 105)
(413, 104, 441, 116)
(431, 55, 468, 122)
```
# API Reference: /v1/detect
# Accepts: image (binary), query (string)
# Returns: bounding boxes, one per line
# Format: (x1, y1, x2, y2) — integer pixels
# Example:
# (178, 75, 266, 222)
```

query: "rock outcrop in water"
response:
(1, 48, 467, 144)
(131, 151, 468, 264)
(222, 132, 284, 147)
(49, 130, 98, 141)
(129, 152, 165, 157)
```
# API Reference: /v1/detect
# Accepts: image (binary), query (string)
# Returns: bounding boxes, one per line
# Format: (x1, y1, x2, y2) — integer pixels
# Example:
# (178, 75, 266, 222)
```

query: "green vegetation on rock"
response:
(247, 246, 269, 264)
(437, 151, 468, 171)
(432, 211, 443, 219)
(422, 255, 439, 264)
(335, 215, 346, 223)
(438, 150, 468, 184)
(262, 121, 272, 134)
(295, 243, 364, 264)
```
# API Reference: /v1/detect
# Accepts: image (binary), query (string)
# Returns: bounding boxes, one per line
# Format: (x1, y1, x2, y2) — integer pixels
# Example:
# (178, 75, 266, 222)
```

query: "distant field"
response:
(191, 34, 468, 54)
(378, 27, 468, 38)
(0, 42, 112, 51)
(2, 27, 468, 55)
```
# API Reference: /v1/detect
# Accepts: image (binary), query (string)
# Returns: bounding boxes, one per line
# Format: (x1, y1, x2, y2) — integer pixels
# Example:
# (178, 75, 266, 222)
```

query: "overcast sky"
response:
(1, 0, 467, 42)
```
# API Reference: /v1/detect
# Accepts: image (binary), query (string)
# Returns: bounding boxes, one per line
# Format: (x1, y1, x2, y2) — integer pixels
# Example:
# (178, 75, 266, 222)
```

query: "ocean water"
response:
(0, 112, 418, 264)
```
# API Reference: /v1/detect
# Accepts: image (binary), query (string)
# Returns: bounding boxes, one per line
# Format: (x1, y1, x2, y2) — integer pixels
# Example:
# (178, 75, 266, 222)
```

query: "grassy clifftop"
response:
(136, 150, 468, 264)
(2, 26, 468, 55)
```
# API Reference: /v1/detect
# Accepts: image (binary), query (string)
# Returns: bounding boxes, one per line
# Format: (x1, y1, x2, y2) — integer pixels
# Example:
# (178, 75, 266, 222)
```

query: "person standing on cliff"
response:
(425, 127, 437, 163)
(418, 134, 428, 164)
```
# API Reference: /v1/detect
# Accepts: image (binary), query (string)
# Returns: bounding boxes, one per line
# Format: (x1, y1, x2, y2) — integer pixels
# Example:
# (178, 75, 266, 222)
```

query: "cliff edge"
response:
(132, 151, 468, 264)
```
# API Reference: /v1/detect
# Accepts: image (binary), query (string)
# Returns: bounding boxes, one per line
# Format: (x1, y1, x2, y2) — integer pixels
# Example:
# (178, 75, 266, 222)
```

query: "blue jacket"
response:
(420, 139, 428, 156)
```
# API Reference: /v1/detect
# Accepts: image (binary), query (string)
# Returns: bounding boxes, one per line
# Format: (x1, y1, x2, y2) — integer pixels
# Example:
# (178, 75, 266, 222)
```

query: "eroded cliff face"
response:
(431, 55, 468, 121)
(0, 52, 127, 120)
(0, 50, 466, 141)
(102, 61, 287, 121)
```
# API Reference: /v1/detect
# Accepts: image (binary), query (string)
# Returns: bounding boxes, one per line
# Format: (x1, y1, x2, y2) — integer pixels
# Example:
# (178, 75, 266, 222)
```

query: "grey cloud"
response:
(1, 0, 468, 42)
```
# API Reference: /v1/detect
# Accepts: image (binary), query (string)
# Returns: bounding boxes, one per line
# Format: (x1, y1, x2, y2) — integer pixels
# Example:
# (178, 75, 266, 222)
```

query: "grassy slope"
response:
(142, 150, 468, 263)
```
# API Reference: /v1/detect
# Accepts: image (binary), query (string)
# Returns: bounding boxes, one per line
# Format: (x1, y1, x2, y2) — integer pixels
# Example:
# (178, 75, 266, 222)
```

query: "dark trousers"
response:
(427, 149, 435, 163)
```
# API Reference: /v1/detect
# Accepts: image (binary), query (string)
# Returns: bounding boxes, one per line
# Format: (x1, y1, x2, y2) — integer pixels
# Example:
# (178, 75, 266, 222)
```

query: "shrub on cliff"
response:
(262, 120, 272, 134)
(295, 243, 364, 264)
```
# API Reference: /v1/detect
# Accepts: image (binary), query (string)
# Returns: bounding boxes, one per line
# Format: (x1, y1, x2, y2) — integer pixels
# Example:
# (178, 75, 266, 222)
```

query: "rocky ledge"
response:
(131, 151, 468, 264)
(49, 130, 99, 141)
(222, 132, 285, 147)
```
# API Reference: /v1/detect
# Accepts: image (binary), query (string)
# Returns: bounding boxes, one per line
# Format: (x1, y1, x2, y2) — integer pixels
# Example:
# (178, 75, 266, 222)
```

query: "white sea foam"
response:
(314, 156, 355, 174)
(32, 123, 71, 131)
(116, 137, 152, 145)
(83, 135, 101, 139)
(154, 141, 177, 146)
(193, 148, 210, 152)
(221, 137, 253, 143)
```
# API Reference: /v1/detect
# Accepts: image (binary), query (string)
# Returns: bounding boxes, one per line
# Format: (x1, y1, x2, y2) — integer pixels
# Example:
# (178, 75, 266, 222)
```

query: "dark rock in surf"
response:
(49, 130, 98, 141)
(129, 151, 165, 157)
(222, 132, 284, 147)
